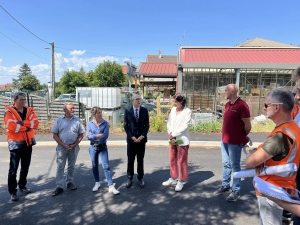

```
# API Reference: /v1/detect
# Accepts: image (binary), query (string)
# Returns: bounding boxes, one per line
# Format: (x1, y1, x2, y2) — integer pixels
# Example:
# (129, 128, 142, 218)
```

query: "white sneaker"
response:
(92, 182, 101, 192)
(175, 181, 184, 192)
(162, 178, 177, 186)
(108, 184, 120, 195)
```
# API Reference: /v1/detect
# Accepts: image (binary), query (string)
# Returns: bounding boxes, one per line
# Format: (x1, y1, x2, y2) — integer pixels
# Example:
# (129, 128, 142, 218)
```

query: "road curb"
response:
(0, 141, 261, 148)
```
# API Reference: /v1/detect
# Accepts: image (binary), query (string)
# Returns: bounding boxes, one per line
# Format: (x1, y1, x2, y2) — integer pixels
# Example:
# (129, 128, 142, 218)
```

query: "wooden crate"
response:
(187, 95, 214, 111)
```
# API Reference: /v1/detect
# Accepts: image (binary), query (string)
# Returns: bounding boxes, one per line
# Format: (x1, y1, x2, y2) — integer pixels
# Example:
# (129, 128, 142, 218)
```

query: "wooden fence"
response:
(0, 95, 85, 127)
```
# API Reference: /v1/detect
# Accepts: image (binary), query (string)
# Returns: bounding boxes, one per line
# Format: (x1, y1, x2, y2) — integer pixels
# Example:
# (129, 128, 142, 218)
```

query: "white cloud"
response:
(0, 58, 2, 64)
(0, 52, 121, 85)
(69, 50, 86, 57)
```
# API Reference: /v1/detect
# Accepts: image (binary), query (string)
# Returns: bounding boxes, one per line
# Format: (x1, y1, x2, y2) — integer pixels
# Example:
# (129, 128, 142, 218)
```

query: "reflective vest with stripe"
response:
(256, 121, 300, 195)
(291, 104, 300, 120)
(4, 105, 39, 150)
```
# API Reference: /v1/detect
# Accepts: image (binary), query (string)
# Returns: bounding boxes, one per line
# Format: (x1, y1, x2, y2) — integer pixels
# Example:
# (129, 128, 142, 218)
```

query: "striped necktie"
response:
(135, 108, 139, 122)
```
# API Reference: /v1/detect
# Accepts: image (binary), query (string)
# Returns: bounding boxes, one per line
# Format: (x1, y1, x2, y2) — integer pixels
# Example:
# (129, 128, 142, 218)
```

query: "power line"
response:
(0, 31, 49, 61)
(0, 6, 147, 61)
(0, 5, 146, 63)
(54, 53, 69, 71)
(0, 5, 50, 45)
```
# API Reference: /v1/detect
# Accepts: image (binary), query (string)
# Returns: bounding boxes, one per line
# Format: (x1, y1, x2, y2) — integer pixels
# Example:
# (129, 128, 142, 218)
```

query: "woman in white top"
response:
(163, 93, 192, 192)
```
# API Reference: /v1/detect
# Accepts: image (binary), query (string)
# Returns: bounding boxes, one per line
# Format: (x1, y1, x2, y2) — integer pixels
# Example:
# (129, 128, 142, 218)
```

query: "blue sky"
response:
(0, 0, 299, 85)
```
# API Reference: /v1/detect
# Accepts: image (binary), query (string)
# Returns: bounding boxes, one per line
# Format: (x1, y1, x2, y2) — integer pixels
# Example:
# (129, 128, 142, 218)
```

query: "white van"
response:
(55, 94, 76, 101)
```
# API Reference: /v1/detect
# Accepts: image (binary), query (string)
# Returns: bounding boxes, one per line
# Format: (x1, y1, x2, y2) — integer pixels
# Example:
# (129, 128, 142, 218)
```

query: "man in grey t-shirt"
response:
(50, 102, 84, 196)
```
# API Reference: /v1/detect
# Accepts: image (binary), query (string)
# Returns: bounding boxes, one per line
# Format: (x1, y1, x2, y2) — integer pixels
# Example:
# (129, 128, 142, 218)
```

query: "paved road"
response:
(0, 145, 260, 225)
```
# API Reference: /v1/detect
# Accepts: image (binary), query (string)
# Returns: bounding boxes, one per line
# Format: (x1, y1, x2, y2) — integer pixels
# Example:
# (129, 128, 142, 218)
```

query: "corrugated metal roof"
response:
(180, 48, 300, 64)
(139, 62, 177, 75)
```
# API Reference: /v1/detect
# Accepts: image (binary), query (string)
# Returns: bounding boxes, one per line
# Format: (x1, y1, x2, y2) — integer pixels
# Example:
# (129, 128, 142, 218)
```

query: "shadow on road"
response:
(0, 149, 259, 225)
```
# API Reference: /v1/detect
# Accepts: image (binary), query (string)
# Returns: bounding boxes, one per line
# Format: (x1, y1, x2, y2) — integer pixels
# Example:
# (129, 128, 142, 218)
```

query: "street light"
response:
(124, 58, 136, 92)
(45, 42, 55, 99)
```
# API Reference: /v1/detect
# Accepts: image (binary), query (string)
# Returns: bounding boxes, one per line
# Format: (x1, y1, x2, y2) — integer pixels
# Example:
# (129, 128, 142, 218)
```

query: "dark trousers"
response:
(292, 170, 300, 224)
(127, 140, 145, 180)
(293, 216, 300, 225)
(8, 146, 32, 194)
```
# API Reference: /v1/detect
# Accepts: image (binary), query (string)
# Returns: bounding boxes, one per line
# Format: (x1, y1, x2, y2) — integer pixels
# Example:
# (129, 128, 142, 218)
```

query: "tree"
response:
(19, 63, 32, 76)
(85, 70, 95, 84)
(59, 70, 88, 93)
(122, 74, 129, 87)
(19, 74, 41, 92)
(13, 63, 32, 88)
(92, 61, 125, 87)
(79, 66, 86, 75)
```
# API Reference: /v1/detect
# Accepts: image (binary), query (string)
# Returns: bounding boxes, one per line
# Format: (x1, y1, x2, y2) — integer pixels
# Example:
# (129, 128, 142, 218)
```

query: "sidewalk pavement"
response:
(0, 132, 267, 148)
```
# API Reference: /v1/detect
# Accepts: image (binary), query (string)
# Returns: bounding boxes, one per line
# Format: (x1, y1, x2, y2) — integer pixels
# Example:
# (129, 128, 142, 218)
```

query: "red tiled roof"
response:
(139, 62, 177, 75)
(0, 83, 14, 89)
(180, 48, 300, 64)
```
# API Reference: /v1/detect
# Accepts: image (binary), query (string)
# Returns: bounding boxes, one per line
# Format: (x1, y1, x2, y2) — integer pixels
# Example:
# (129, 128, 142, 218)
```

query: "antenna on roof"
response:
(183, 31, 186, 46)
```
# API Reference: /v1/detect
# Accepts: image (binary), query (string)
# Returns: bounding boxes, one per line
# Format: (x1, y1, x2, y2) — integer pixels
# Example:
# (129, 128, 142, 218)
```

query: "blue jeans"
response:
(89, 145, 113, 186)
(221, 141, 243, 192)
(56, 145, 80, 188)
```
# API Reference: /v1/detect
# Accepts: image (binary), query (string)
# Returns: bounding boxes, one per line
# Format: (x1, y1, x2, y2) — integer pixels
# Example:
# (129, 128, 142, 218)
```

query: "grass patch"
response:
(189, 120, 223, 133)
(251, 119, 275, 133)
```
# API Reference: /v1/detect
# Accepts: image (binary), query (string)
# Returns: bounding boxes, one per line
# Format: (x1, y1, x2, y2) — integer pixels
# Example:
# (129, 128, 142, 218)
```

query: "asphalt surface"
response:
(0, 140, 264, 225)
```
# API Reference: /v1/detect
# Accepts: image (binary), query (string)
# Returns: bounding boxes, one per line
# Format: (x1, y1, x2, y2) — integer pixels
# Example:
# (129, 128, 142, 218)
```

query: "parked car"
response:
(55, 94, 76, 101)
(141, 100, 156, 112)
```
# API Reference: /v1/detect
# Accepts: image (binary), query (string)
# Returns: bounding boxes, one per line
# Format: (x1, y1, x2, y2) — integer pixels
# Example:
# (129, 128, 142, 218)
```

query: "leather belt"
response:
(91, 143, 106, 148)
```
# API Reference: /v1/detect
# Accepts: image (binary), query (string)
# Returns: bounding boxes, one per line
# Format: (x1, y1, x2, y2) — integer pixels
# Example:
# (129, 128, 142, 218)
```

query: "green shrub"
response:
(149, 111, 167, 132)
(111, 112, 275, 133)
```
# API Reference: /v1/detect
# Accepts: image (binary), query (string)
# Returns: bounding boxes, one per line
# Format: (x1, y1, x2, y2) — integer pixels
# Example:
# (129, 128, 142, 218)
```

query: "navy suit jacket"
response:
(123, 106, 149, 143)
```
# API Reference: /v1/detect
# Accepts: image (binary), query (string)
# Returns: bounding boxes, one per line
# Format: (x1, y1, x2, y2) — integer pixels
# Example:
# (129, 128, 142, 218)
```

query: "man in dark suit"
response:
(123, 94, 149, 188)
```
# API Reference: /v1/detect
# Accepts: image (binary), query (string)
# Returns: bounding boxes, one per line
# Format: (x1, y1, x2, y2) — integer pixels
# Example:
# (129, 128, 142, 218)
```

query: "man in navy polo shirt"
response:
(213, 83, 251, 202)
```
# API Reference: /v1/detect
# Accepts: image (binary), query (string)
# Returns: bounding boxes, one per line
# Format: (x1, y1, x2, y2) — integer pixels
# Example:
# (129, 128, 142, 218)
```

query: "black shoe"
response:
(67, 183, 77, 190)
(138, 179, 145, 188)
(282, 209, 292, 221)
(51, 187, 64, 196)
(126, 179, 133, 188)
(213, 186, 230, 195)
(226, 191, 240, 202)
(11, 193, 19, 201)
(19, 187, 32, 195)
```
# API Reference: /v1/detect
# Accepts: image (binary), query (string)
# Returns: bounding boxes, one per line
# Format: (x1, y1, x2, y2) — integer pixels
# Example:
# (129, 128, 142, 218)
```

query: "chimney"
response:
(158, 50, 162, 58)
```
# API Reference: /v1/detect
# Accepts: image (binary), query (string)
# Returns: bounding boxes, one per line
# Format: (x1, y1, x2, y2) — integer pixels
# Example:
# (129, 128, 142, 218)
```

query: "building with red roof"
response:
(136, 38, 300, 116)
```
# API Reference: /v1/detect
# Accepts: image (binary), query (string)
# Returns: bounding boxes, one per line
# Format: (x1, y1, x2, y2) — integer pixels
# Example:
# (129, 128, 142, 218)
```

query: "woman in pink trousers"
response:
(163, 93, 192, 192)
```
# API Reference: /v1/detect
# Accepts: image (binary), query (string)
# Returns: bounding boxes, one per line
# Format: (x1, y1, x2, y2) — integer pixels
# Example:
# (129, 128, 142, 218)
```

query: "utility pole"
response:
(51, 42, 55, 98)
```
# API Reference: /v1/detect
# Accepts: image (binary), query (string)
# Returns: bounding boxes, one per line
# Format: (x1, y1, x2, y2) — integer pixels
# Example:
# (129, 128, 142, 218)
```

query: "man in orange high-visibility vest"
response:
(246, 88, 300, 225)
(4, 92, 39, 201)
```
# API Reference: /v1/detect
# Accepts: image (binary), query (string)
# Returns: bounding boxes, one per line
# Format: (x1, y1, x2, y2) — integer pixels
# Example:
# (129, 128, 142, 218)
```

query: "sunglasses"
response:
(264, 103, 283, 108)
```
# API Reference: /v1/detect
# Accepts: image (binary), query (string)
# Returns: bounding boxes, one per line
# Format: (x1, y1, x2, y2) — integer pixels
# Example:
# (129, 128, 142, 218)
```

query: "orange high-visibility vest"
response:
(256, 121, 300, 195)
(291, 104, 300, 120)
(4, 105, 39, 150)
